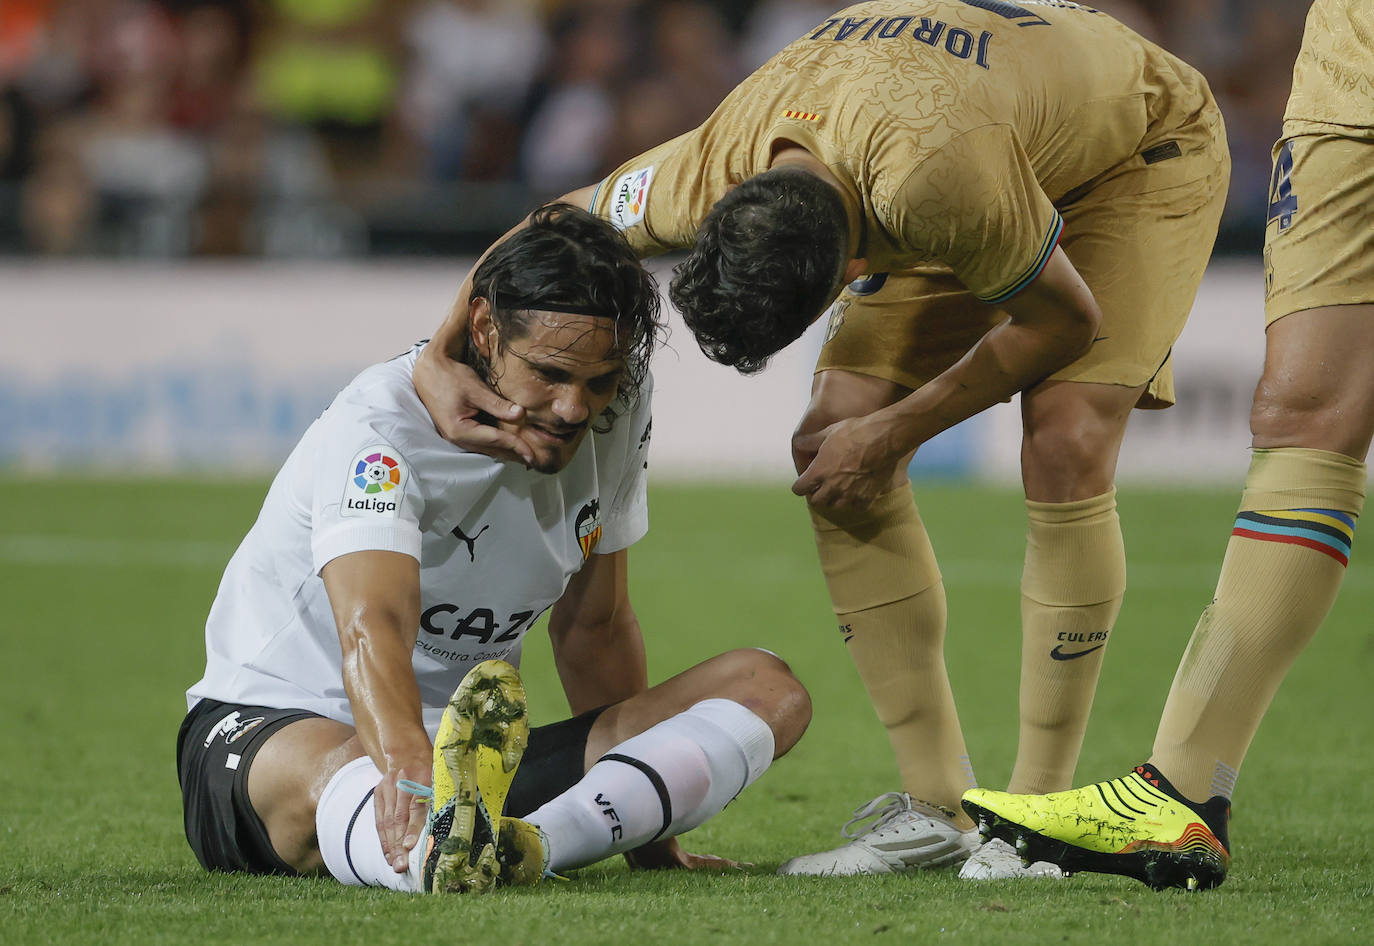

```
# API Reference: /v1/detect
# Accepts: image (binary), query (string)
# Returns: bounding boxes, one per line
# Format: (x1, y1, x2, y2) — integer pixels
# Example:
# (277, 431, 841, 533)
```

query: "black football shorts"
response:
(177, 697, 604, 874)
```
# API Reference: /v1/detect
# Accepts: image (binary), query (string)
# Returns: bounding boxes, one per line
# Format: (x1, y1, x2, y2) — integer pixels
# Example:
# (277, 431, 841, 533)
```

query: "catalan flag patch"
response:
(1232, 507, 1356, 566)
(783, 109, 821, 122)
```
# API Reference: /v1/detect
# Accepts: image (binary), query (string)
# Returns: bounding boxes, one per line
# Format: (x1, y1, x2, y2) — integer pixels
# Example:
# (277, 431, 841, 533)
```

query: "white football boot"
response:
(777, 792, 979, 876)
(957, 837, 1066, 881)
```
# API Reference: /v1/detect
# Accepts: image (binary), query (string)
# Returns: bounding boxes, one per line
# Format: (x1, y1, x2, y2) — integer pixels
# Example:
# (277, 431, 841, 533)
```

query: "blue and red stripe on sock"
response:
(1232, 508, 1356, 566)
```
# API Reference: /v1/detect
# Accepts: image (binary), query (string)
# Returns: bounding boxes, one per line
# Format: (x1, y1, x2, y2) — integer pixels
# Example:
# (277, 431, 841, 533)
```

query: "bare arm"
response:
(413, 184, 602, 460)
(321, 549, 430, 872)
(876, 247, 1101, 444)
(546, 547, 648, 714)
(793, 247, 1101, 507)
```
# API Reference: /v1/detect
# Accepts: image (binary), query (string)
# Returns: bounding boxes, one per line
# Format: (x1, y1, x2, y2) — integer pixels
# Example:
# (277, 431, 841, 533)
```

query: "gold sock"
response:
(810, 486, 975, 819)
(1007, 488, 1126, 794)
(1151, 447, 1366, 801)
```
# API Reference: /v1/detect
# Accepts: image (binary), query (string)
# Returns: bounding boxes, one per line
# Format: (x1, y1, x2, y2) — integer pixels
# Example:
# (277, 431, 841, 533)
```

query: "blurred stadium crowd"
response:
(0, 0, 1302, 257)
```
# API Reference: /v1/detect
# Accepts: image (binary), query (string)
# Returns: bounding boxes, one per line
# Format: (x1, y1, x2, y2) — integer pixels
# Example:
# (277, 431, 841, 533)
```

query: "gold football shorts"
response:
(1263, 132, 1374, 325)
(818, 129, 1230, 410)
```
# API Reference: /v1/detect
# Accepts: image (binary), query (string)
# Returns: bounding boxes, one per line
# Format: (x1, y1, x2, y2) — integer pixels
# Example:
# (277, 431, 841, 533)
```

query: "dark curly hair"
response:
(466, 203, 664, 428)
(669, 167, 850, 374)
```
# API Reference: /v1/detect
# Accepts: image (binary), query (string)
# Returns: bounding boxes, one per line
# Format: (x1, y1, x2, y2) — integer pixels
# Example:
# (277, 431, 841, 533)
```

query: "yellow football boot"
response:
(416, 660, 543, 893)
(961, 764, 1230, 891)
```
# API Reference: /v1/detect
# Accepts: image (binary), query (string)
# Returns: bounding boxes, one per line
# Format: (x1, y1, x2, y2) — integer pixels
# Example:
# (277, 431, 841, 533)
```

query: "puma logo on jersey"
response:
(451, 523, 490, 562)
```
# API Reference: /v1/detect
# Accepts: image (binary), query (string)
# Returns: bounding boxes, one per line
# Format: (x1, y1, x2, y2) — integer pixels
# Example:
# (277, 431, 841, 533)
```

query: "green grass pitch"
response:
(2, 477, 1371, 944)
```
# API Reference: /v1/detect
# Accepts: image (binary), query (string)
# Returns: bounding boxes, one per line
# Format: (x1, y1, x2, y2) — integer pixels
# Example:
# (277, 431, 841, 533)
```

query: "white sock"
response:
(316, 756, 418, 892)
(525, 699, 775, 871)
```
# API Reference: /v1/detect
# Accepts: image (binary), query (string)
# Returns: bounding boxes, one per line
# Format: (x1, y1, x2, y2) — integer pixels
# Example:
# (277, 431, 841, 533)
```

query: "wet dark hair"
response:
(668, 167, 850, 374)
(466, 203, 663, 427)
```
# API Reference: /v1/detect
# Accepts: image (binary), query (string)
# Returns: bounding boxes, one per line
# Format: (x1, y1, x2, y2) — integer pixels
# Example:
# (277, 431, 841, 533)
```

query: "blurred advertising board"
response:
(0, 260, 1264, 483)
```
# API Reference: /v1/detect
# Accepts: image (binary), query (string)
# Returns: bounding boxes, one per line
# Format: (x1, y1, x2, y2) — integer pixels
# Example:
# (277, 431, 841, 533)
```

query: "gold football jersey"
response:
(1285, 0, 1374, 135)
(591, 0, 1219, 304)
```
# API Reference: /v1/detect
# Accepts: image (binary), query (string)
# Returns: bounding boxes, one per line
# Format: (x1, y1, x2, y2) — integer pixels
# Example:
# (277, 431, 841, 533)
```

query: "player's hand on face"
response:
(791, 415, 902, 509)
(413, 341, 535, 465)
(374, 761, 433, 873)
(623, 837, 751, 872)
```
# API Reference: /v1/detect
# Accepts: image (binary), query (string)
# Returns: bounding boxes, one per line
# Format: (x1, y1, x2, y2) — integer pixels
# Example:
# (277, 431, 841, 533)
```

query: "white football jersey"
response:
(187, 344, 652, 735)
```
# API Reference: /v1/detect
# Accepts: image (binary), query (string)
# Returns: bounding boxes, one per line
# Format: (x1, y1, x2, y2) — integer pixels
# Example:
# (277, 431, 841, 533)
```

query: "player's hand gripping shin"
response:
(374, 761, 434, 872)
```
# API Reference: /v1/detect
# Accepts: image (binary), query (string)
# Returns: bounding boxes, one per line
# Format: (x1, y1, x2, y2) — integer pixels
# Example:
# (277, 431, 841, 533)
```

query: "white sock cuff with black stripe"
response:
(661, 698, 774, 830)
(683, 698, 775, 785)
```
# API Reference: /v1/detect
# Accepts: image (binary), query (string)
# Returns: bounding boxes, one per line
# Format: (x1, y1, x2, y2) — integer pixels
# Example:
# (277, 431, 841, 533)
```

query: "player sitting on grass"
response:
(176, 205, 812, 892)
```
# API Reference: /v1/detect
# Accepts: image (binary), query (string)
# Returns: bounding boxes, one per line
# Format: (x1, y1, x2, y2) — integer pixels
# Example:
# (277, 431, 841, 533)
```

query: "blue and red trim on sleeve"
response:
(977, 212, 1064, 306)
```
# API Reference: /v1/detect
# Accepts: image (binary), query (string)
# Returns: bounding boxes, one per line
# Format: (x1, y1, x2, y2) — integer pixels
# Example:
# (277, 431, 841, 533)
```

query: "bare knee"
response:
(711, 648, 813, 756)
(1020, 383, 1138, 502)
(1021, 420, 1119, 501)
(590, 650, 813, 763)
(1250, 380, 1298, 445)
(791, 398, 856, 475)
(791, 415, 825, 475)
(1250, 369, 1374, 458)
(1249, 306, 1374, 458)
(792, 371, 912, 475)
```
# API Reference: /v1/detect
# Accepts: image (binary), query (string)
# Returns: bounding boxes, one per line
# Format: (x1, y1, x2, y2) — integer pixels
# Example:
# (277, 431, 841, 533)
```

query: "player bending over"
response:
(963, 0, 1373, 891)
(413, 0, 1229, 880)
(177, 205, 811, 891)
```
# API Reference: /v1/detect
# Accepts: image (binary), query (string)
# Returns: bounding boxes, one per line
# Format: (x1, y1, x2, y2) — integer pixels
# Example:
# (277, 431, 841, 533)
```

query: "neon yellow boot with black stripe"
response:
(961, 763, 1230, 891)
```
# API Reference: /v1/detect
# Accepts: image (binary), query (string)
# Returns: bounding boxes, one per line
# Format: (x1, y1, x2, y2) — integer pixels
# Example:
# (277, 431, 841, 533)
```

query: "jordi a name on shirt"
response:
(809, 16, 995, 69)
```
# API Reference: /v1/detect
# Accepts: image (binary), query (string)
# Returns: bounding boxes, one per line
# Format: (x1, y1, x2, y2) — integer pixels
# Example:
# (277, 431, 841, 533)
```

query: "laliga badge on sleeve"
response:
(342, 445, 408, 517)
(609, 166, 654, 230)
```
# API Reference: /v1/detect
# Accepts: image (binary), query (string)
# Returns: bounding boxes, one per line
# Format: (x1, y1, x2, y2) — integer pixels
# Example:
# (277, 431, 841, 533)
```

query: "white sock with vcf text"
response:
(524, 699, 775, 871)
